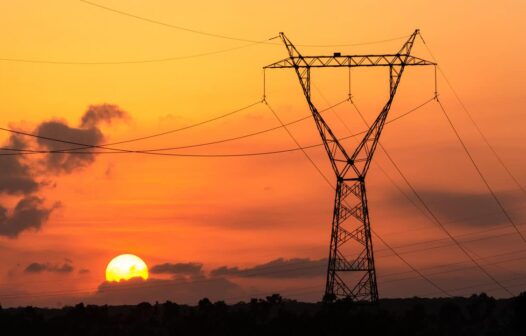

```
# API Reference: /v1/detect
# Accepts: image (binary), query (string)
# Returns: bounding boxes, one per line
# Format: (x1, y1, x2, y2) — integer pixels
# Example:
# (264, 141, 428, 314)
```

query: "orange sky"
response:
(1, 0, 526, 307)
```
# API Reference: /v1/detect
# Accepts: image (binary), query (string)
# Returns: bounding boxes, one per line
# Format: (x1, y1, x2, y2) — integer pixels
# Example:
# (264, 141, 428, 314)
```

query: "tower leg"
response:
(324, 179, 378, 302)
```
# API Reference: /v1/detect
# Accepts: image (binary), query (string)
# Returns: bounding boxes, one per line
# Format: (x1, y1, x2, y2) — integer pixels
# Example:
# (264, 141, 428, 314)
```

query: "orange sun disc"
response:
(105, 254, 149, 282)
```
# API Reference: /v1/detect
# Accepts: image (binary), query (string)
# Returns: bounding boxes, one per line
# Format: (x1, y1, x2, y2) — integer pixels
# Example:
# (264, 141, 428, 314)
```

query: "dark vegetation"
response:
(1, 292, 526, 335)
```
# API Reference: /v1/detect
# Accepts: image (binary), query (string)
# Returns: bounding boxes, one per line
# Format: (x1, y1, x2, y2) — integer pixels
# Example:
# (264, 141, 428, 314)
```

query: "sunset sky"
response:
(1, 0, 525, 307)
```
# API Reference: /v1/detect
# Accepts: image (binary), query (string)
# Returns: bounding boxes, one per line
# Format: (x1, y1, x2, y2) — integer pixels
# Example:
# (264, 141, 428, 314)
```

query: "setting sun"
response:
(105, 254, 149, 282)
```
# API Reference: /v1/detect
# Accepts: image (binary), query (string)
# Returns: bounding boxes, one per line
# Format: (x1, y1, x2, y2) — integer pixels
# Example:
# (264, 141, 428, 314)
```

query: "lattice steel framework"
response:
(264, 30, 435, 302)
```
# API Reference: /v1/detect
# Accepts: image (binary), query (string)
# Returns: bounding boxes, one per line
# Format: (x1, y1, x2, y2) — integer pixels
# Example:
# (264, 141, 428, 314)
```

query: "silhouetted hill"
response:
(1, 292, 525, 335)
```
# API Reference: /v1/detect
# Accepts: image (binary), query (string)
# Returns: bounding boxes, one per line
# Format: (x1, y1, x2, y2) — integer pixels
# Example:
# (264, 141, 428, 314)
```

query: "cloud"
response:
(87, 276, 243, 305)
(388, 188, 525, 227)
(0, 196, 58, 238)
(150, 262, 203, 277)
(211, 258, 327, 279)
(0, 135, 39, 195)
(78, 268, 90, 274)
(35, 104, 129, 173)
(0, 104, 128, 239)
(24, 261, 74, 274)
(80, 104, 129, 128)
(6, 257, 329, 306)
(35, 121, 104, 173)
(0, 135, 52, 238)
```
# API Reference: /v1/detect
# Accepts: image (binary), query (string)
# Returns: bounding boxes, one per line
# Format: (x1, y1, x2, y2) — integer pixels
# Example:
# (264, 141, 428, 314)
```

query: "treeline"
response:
(1, 292, 525, 335)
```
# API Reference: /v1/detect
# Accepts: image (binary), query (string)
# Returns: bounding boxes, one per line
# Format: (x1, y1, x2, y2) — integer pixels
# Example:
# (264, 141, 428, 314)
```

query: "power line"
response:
(105, 100, 264, 147)
(438, 276, 526, 296)
(393, 248, 526, 297)
(412, 249, 526, 292)
(418, 34, 526, 196)
(0, 35, 408, 66)
(79, 0, 407, 48)
(132, 99, 350, 153)
(465, 245, 525, 282)
(309, 88, 456, 297)
(1, 98, 347, 154)
(0, 42, 263, 65)
(311, 87, 520, 292)
(0, 146, 305, 158)
(312, 84, 437, 226)
(436, 98, 526, 242)
(371, 231, 452, 296)
(0, 97, 434, 157)
(367, 163, 526, 250)
(381, 252, 526, 286)
(264, 100, 333, 187)
(0, 100, 264, 153)
(335, 91, 525, 260)
(380, 248, 526, 282)
(0, 5, 408, 65)
(1, 97, 327, 153)
(350, 99, 515, 297)
(376, 226, 525, 259)
(87, 100, 264, 148)
(78, 0, 266, 44)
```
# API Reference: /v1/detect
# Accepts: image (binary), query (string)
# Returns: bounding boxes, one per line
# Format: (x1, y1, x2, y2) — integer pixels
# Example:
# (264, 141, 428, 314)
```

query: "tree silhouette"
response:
(0, 293, 525, 335)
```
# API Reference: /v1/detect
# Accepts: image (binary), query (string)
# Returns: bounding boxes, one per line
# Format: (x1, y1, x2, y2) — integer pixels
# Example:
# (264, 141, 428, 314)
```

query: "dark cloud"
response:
(35, 104, 128, 173)
(24, 261, 73, 274)
(0, 196, 57, 238)
(78, 268, 90, 274)
(82, 257, 325, 305)
(80, 104, 129, 128)
(150, 262, 203, 277)
(0, 135, 39, 195)
(0, 135, 50, 238)
(35, 121, 104, 173)
(24, 262, 46, 273)
(211, 258, 327, 279)
(389, 188, 525, 227)
(87, 276, 243, 305)
(0, 104, 128, 239)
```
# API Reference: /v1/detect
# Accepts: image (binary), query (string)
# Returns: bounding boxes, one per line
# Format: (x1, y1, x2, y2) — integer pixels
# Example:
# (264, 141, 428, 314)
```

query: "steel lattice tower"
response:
(264, 30, 435, 302)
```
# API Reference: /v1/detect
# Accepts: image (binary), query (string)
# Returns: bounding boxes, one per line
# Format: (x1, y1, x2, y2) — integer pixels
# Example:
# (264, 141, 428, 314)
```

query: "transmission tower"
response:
(264, 30, 435, 302)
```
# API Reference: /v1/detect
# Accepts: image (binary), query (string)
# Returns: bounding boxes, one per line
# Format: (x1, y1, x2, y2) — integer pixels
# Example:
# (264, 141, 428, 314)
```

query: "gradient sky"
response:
(1, 0, 525, 307)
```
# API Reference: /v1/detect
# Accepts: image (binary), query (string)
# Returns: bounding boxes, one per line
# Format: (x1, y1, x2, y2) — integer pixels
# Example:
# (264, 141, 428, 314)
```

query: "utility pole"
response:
(264, 30, 435, 302)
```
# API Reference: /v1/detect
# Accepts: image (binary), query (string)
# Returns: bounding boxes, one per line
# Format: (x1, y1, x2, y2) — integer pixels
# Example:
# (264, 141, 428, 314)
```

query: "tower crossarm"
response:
(264, 54, 435, 69)
(264, 30, 434, 178)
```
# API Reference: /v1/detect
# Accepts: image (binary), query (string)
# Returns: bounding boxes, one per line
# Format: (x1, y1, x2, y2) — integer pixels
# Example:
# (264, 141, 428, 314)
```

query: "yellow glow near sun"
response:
(105, 254, 149, 282)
